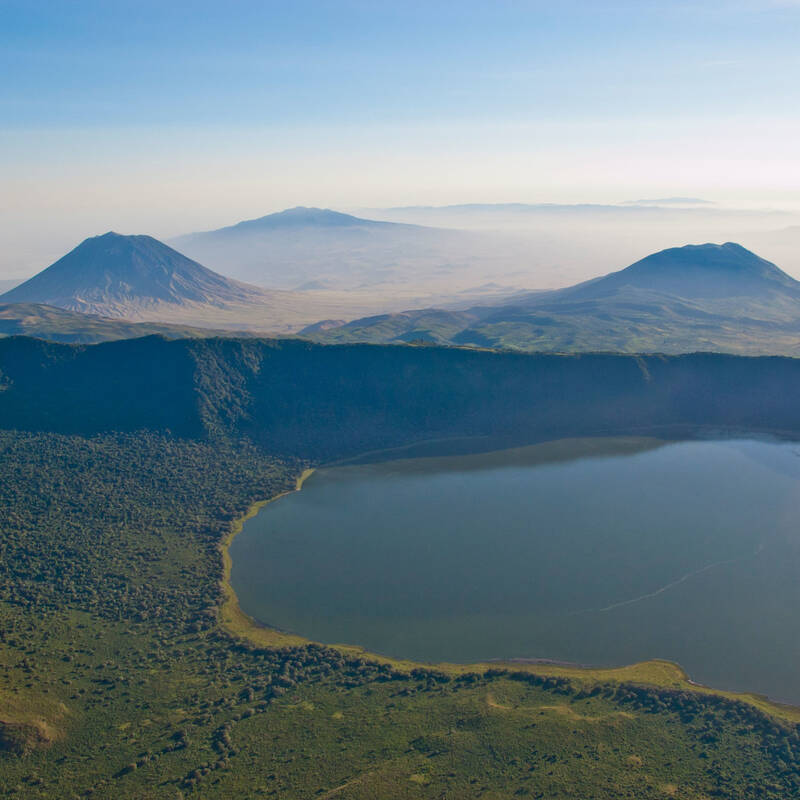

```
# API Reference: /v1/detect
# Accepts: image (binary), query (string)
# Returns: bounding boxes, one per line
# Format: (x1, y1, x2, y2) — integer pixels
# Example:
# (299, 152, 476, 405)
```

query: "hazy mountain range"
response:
(170, 206, 535, 297)
(0, 230, 480, 335)
(3, 211, 800, 356)
(6, 202, 800, 298)
(307, 243, 800, 356)
(361, 202, 800, 282)
(171, 203, 800, 297)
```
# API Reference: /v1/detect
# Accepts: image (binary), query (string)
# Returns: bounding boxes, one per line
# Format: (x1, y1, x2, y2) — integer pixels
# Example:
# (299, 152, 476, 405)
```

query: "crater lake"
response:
(230, 437, 800, 703)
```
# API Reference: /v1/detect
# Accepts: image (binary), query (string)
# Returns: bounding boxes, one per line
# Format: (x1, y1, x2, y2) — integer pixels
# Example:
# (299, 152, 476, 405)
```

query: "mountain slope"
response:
(0, 232, 270, 317)
(0, 278, 21, 294)
(0, 303, 242, 343)
(3, 337, 800, 456)
(308, 243, 800, 356)
(0, 231, 509, 335)
(526, 242, 800, 302)
(0, 232, 405, 333)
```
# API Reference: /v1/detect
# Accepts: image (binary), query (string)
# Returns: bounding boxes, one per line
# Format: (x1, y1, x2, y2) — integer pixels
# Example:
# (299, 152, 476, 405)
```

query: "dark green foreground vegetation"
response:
(3, 337, 800, 797)
(2, 433, 800, 799)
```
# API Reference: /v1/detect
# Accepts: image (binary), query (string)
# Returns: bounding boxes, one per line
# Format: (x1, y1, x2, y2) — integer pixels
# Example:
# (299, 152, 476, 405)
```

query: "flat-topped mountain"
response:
(0, 232, 270, 318)
(307, 243, 800, 356)
(170, 207, 524, 295)
(185, 206, 398, 235)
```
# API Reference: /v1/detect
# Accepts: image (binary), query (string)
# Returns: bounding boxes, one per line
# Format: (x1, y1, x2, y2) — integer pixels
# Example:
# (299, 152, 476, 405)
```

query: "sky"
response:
(1, 0, 800, 276)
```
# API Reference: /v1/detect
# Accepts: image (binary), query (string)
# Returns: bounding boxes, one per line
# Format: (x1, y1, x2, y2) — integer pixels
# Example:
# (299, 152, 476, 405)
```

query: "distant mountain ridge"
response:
(307, 243, 800, 356)
(0, 232, 270, 317)
(180, 206, 403, 238)
(0, 230, 487, 336)
(8, 233, 800, 355)
(168, 207, 523, 294)
(373, 202, 779, 217)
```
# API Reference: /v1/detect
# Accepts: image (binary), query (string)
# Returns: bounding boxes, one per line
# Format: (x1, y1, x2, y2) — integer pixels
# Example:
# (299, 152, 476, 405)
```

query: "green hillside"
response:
(310, 243, 800, 355)
(3, 335, 800, 454)
(0, 303, 236, 343)
(2, 336, 800, 798)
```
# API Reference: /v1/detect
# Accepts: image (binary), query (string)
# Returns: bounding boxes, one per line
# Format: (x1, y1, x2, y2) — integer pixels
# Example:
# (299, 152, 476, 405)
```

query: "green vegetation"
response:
(0, 303, 244, 344)
(4, 336, 800, 458)
(308, 243, 800, 356)
(310, 294, 800, 356)
(1, 432, 800, 799)
(2, 337, 800, 797)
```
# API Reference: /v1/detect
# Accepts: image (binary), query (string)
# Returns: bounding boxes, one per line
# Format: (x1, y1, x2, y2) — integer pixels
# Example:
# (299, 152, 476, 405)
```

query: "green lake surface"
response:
(230, 436, 800, 703)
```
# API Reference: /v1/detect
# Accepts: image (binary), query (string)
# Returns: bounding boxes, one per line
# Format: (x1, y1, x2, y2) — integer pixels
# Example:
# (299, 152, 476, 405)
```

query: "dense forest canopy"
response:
(1, 336, 799, 458)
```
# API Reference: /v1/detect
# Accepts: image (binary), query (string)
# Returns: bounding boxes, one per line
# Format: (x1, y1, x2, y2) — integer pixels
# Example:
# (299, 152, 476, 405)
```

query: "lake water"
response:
(230, 437, 800, 703)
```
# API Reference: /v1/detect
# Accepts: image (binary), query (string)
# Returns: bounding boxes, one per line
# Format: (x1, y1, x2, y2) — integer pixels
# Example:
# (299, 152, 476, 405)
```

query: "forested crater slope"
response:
(3, 336, 800, 798)
(1, 336, 798, 456)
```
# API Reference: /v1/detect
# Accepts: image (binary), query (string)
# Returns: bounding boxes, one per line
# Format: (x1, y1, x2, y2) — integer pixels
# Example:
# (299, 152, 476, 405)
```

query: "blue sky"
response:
(1, 0, 799, 272)
(4, 1, 799, 126)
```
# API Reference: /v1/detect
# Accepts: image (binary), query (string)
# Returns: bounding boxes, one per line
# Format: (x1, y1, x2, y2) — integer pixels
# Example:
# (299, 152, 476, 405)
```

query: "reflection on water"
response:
(231, 436, 800, 704)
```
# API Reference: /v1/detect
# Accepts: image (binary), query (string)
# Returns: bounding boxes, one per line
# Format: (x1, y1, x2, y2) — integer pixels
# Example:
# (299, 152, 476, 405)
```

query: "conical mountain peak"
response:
(557, 242, 800, 301)
(0, 232, 267, 316)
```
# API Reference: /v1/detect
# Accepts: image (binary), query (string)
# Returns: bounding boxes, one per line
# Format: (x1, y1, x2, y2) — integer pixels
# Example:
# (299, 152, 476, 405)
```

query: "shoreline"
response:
(219, 467, 317, 649)
(218, 443, 800, 726)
